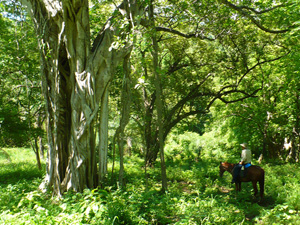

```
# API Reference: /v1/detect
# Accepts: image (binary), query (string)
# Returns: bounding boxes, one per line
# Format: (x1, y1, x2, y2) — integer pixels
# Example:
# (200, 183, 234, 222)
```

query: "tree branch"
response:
(155, 26, 215, 41)
(239, 4, 291, 15)
(237, 49, 290, 86)
(217, 88, 261, 104)
(220, 0, 290, 33)
(166, 58, 189, 75)
(165, 73, 213, 123)
(140, 19, 215, 40)
(164, 108, 207, 139)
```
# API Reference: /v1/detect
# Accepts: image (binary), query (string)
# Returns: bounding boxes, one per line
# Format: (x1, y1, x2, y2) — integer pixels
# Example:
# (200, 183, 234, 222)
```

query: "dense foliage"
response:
(1, 147, 300, 224)
(0, 2, 43, 148)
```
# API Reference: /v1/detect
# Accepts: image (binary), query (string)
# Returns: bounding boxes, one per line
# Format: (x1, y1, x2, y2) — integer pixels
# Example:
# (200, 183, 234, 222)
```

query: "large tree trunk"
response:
(21, 0, 142, 195)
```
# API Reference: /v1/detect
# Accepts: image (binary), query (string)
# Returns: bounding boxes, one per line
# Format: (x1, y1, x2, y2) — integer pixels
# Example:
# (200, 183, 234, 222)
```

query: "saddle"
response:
(239, 163, 251, 177)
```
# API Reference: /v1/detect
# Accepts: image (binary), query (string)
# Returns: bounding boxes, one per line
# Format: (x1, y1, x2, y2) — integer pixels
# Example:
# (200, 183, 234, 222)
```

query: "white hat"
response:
(240, 143, 248, 148)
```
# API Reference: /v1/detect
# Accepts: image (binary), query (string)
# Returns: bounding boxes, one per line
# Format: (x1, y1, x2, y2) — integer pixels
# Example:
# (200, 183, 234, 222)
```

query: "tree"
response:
(18, 0, 144, 195)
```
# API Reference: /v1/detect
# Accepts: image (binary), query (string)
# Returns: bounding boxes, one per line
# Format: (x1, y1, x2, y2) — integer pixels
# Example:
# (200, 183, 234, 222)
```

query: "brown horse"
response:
(219, 162, 265, 199)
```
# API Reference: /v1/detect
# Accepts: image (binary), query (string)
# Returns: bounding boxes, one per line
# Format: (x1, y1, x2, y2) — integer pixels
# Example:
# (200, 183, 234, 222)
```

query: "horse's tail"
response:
(259, 169, 265, 199)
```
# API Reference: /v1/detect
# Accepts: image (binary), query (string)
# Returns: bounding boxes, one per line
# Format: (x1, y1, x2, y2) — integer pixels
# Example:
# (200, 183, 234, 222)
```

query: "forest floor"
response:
(1, 147, 300, 224)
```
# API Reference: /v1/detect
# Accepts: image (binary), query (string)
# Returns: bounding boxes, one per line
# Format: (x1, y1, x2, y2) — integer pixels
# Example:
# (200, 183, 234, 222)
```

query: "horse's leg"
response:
(238, 182, 241, 192)
(252, 181, 258, 197)
(235, 182, 238, 192)
(259, 178, 265, 200)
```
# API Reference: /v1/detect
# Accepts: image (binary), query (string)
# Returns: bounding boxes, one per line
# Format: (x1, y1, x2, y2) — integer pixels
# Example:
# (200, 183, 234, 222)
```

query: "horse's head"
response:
(219, 162, 234, 177)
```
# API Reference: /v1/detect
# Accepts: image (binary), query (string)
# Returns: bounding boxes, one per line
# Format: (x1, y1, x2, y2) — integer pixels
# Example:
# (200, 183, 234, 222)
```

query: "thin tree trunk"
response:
(31, 138, 42, 170)
(111, 135, 117, 184)
(292, 92, 300, 162)
(111, 54, 132, 188)
(37, 111, 45, 159)
(98, 85, 109, 186)
(39, 136, 44, 160)
(149, 0, 167, 192)
(118, 135, 125, 187)
(118, 54, 132, 188)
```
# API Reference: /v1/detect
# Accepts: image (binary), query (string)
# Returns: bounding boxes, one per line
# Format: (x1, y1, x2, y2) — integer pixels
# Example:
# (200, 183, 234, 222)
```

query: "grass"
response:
(0, 148, 300, 224)
(0, 148, 44, 214)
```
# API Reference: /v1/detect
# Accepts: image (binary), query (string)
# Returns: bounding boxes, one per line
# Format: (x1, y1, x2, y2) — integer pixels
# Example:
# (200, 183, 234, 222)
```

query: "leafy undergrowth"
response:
(1, 148, 300, 224)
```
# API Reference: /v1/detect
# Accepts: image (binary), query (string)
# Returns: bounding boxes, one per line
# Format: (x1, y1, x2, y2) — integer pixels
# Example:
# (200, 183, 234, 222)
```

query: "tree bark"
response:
(149, 0, 167, 192)
(31, 137, 42, 170)
(98, 85, 109, 185)
(118, 54, 132, 188)
(20, 0, 143, 195)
